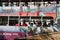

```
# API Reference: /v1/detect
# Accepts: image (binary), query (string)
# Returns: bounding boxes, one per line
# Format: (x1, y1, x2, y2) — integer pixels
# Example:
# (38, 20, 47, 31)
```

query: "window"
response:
(20, 16, 30, 22)
(5, 2, 9, 6)
(3, 6, 12, 13)
(22, 6, 28, 12)
(16, 2, 19, 6)
(9, 20, 18, 26)
(0, 2, 2, 6)
(9, 16, 18, 26)
(0, 16, 8, 26)
(12, 6, 20, 13)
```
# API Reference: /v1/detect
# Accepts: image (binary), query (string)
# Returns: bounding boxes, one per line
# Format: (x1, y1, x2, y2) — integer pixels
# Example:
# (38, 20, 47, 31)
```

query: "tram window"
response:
(5, 2, 9, 6)
(37, 21, 42, 26)
(31, 16, 41, 19)
(22, 6, 28, 12)
(0, 3, 2, 6)
(43, 21, 48, 27)
(43, 16, 53, 19)
(9, 2, 14, 6)
(9, 16, 18, 20)
(30, 6, 38, 13)
(23, 19, 29, 22)
(9, 16, 18, 26)
(9, 20, 18, 26)
(0, 16, 8, 26)
(3, 2, 14, 6)
(9, 16, 18, 18)
(20, 16, 30, 22)
(43, 20, 54, 27)
(16, 2, 19, 6)
(50, 20, 54, 26)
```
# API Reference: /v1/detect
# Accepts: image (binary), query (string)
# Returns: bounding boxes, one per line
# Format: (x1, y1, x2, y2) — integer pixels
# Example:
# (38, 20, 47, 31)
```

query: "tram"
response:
(0, 1, 58, 40)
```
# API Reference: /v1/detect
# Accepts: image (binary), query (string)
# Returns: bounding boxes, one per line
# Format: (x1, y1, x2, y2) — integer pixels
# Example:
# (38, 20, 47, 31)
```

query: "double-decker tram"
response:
(0, 1, 58, 40)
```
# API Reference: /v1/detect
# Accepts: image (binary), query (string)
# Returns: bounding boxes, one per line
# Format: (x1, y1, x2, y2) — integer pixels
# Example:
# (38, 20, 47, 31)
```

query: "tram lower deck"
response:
(0, 16, 59, 40)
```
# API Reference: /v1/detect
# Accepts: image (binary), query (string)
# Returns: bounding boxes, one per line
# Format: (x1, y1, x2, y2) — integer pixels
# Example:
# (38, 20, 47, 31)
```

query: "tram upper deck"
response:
(0, 3, 56, 20)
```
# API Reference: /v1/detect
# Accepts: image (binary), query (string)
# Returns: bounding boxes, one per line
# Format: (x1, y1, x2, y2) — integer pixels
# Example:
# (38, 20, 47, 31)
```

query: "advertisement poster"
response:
(39, 4, 56, 20)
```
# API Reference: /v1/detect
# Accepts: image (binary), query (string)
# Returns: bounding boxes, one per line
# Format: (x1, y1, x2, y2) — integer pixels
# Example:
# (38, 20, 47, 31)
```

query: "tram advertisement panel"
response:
(0, 6, 20, 16)
(0, 26, 27, 40)
(0, 5, 56, 17)
(28, 6, 38, 16)
(19, 6, 39, 16)
(39, 5, 56, 20)
(19, 6, 29, 16)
